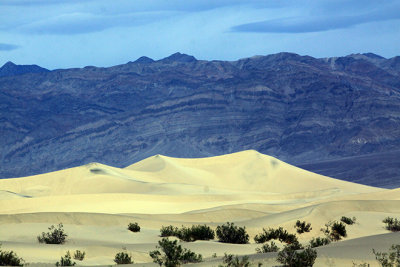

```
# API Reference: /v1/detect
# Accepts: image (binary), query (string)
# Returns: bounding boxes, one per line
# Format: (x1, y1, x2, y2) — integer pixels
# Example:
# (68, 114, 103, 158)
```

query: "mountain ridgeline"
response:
(1, 52, 400, 187)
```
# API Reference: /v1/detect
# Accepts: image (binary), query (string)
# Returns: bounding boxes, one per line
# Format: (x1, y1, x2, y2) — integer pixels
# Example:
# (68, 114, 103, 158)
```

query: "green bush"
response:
(277, 245, 317, 267)
(321, 221, 347, 241)
(219, 253, 250, 267)
(309, 237, 331, 248)
(341, 216, 356, 225)
(330, 221, 347, 241)
(37, 223, 68, 244)
(254, 227, 299, 245)
(114, 250, 133, 264)
(180, 225, 214, 242)
(254, 228, 281, 243)
(159, 225, 214, 242)
(160, 225, 179, 237)
(289, 240, 304, 251)
(373, 244, 400, 267)
(0, 244, 24, 266)
(180, 249, 203, 264)
(383, 217, 400, 232)
(294, 220, 312, 234)
(128, 222, 141, 232)
(73, 250, 85, 261)
(149, 238, 202, 266)
(216, 222, 249, 244)
(56, 251, 76, 266)
(190, 224, 214, 241)
(256, 241, 279, 253)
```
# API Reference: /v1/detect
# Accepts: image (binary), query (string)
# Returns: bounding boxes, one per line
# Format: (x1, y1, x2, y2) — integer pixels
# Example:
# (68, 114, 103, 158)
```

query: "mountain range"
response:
(1, 52, 399, 187)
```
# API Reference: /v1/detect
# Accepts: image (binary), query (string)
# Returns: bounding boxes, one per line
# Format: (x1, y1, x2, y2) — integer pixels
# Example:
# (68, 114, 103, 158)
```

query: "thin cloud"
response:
(0, 0, 289, 35)
(232, 5, 400, 33)
(16, 11, 178, 35)
(0, 43, 19, 51)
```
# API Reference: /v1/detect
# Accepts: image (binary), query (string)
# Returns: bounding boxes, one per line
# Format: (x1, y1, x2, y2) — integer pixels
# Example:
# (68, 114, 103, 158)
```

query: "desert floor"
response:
(1, 150, 399, 266)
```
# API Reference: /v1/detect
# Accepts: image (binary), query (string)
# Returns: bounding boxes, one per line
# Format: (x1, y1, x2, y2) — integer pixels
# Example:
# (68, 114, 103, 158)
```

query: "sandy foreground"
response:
(0, 150, 399, 266)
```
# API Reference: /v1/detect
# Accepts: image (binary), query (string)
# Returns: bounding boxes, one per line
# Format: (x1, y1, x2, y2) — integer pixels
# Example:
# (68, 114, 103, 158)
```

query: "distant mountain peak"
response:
(0, 61, 49, 77)
(160, 52, 197, 63)
(2, 61, 16, 68)
(362, 53, 386, 59)
(345, 53, 386, 62)
(134, 56, 154, 64)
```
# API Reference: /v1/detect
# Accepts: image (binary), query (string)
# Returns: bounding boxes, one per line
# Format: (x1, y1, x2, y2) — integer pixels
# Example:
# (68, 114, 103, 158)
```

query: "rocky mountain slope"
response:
(1, 52, 399, 187)
(0, 61, 49, 77)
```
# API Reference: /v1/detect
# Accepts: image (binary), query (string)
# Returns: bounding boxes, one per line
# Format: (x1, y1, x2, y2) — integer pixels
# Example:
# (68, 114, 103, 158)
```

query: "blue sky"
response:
(0, 0, 399, 69)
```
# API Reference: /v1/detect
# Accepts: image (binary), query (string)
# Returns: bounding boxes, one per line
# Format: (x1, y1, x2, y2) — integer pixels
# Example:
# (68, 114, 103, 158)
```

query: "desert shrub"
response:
(128, 222, 141, 232)
(0, 244, 24, 266)
(309, 237, 331, 248)
(256, 241, 279, 253)
(160, 225, 179, 237)
(383, 217, 400, 232)
(37, 223, 68, 244)
(341, 216, 356, 225)
(330, 221, 347, 240)
(177, 225, 215, 242)
(160, 225, 214, 242)
(321, 221, 347, 241)
(180, 249, 203, 264)
(188, 224, 214, 241)
(373, 244, 400, 267)
(56, 251, 76, 266)
(294, 220, 312, 234)
(254, 228, 281, 243)
(216, 222, 249, 244)
(149, 238, 202, 266)
(289, 240, 304, 250)
(73, 250, 85, 261)
(254, 227, 299, 245)
(114, 250, 133, 264)
(219, 253, 250, 267)
(277, 245, 317, 267)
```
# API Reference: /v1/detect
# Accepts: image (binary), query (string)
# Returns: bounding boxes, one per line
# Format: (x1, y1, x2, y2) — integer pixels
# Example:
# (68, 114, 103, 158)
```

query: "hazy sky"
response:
(0, 0, 399, 69)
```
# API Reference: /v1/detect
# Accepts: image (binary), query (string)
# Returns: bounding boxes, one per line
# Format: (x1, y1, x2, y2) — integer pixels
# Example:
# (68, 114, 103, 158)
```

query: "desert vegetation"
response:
(177, 225, 215, 242)
(309, 237, 331, 248)
(382, 217, 400, 232)
(160, 225, 179, 237)
(2, 216, 396, 266)
(219, 253, 251, 267)
(149, 237, 202, 266)
(341, 216, 357, 225)
(114, 250, 133, 264)
(373, 244, 400, 267)
(254, 227, 299, 245)
(37, 223, 68, 244)
(294, 220, 312, 234)
(321, 221, 347, 241)
(55, 251, 76, 266)
(216, 222, 249, 244)
(159, 224, 214, 242)
(277, 245, 317, 267)
(256, 241, 279, 253)
(73, 250, 85, 261)
(0, 244, 24, 266)
(128, 222, 141, 232)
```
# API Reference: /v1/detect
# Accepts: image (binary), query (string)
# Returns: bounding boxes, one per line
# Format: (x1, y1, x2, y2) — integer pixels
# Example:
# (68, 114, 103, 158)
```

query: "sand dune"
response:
(0, 150, 398, 266)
